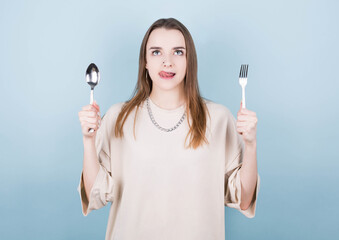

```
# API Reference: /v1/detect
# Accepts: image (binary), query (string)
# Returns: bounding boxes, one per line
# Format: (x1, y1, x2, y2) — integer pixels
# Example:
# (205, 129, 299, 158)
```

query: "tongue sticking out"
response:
(160, 71, 175, 78)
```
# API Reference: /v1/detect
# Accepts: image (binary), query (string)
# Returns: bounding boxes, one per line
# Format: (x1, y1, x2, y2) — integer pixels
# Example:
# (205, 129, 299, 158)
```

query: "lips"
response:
(159, 71, 176, 78)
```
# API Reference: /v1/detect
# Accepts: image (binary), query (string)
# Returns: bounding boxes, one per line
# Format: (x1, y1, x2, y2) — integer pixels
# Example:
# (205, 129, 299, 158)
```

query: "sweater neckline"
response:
(142, 97, 186, 115)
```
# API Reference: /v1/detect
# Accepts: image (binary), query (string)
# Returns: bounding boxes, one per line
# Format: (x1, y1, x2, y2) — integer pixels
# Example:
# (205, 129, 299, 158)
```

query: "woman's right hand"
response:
(78, 101, 101, 139)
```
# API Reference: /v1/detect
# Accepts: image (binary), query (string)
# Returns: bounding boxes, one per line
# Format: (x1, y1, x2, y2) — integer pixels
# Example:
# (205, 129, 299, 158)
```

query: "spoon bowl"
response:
(86, 63, 100, 92)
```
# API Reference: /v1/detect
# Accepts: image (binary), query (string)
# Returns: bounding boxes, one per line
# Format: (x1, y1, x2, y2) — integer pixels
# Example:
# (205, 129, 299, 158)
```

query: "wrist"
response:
(244, 140, 257, 149)
(83, 136, 95, 144)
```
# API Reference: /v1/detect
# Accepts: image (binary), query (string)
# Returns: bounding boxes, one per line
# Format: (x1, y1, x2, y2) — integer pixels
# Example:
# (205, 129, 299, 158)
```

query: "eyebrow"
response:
(148, 46, 186, 50)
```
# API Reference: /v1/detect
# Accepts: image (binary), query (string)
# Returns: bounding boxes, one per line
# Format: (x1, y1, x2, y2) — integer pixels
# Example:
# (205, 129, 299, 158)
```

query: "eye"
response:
(174, 50, 184, 56)
(151, 50, 160, 56)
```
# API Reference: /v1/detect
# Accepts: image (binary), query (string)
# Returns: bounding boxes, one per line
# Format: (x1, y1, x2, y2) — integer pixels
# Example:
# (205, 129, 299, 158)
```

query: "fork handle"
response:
(242, 87, 246, 109)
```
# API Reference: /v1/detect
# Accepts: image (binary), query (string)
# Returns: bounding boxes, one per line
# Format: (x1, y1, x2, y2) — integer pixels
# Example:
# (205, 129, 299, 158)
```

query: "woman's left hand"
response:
(236, 101, 257, 145)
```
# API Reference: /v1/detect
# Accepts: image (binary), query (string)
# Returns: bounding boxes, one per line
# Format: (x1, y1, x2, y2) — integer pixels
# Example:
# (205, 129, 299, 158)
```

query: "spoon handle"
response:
(90, 89, 94, 104)
(89, 89, 95, 132)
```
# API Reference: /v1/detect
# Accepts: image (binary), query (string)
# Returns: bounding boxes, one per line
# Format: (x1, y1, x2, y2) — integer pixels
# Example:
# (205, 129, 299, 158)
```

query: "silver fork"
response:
(239, 64, 248, 109)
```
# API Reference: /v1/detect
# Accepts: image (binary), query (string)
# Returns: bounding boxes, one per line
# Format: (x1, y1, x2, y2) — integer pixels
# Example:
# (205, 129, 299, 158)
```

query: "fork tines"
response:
(239, 64, 249, 78)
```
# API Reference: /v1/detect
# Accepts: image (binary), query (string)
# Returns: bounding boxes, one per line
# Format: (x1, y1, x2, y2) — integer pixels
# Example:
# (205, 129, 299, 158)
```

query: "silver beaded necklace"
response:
(146, 97, 186, 132)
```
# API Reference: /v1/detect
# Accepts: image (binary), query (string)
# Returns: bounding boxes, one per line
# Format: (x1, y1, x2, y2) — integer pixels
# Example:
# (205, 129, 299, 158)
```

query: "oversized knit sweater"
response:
(77, 97, 260, 240)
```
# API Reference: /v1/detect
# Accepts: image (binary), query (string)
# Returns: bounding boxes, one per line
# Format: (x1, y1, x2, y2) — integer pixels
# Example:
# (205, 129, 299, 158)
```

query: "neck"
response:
(149, 85, 186, 110)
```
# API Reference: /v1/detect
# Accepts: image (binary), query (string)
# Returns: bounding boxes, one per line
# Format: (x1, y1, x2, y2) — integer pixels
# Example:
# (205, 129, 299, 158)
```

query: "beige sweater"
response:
(77, 97, 260, 240)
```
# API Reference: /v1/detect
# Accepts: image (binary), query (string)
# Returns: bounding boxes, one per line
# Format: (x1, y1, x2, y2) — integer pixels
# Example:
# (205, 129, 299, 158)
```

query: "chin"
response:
(153, 79, 184, 91)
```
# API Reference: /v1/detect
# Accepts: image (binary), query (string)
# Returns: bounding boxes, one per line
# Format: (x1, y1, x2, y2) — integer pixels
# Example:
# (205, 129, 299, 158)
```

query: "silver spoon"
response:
(85, 63, 100, 133)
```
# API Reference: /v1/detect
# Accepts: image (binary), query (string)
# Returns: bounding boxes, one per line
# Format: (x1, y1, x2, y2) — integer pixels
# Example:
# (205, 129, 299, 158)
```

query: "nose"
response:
(162, 55, 173, 67)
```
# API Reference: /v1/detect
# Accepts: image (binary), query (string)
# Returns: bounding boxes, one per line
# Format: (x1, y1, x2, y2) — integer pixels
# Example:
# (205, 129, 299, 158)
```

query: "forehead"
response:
(146, 28, 185, 48)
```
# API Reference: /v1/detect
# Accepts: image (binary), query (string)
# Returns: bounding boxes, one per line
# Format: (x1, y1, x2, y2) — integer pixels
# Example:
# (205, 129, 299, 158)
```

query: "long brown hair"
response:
(114, 17, 210, 149)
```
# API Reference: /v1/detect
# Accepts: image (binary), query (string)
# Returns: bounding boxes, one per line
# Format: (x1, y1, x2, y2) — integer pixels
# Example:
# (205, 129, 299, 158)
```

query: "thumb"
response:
(93, 100, 100, 110)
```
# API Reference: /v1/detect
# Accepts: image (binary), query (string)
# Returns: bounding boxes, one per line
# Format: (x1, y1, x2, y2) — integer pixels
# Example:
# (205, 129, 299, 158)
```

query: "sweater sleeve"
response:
(224, 110, 260, 218)
(77, 110, 115, 216)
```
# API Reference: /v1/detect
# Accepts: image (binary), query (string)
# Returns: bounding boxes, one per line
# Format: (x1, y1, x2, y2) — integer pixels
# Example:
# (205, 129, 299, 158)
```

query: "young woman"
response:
(77, 18, 260, 240)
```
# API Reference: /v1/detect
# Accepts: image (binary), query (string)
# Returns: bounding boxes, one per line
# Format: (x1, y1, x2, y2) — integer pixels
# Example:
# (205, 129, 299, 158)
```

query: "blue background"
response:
(1, 0, 338, 239)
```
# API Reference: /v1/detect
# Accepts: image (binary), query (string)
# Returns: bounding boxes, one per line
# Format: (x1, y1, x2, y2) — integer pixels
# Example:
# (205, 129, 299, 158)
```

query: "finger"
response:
(240, 105, 256, 114)
(242, 111, 256, 117)
(93, 100, 100, 111)
(79, 110, 99, 118)
(81, 121, 99, 130)
(240, 107, 249, 114)
(81, 114, 100, 124)
(236, 127, 245, 135)
(236, 121, 248, 127)
(238, 109, 256, 116)
(236, 126, 247, 133)
(237, 115, 257, 122)
(87, 111, 99, 118)
(97, 114, 101, 126)
(241, 109, 256, 116)
(83, 118, 100, 128)
(81, 108, 98, 116)
(237, 121, 257, 131)
(80, 116, 98, 124)
(82, 104, 96, 111)
(238, 107, 254, 116)
(237, 113, 258, 121)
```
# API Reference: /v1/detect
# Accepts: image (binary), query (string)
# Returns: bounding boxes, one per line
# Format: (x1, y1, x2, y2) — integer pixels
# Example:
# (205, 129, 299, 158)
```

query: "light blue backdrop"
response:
(1, 0, 338, 239)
